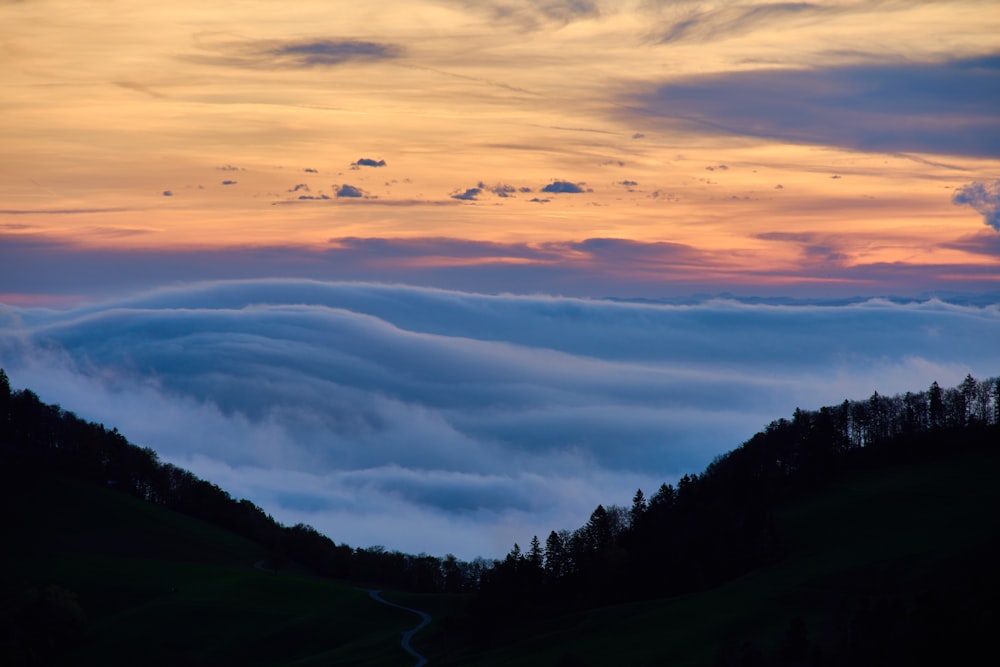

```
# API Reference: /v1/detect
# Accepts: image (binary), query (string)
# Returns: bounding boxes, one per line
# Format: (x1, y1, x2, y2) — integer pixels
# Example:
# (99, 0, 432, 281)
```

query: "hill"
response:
(2, 468, 434, 666)
(2, 367, 998, 665)
(437, 442, 1000, 665)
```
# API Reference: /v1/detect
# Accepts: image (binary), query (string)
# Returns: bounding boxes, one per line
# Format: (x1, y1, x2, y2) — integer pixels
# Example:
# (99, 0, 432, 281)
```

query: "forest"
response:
(2, 367, 998, 664)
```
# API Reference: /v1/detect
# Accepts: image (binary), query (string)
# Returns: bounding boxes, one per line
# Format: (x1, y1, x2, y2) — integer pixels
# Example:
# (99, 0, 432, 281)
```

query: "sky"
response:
(1, 0, 999, 558)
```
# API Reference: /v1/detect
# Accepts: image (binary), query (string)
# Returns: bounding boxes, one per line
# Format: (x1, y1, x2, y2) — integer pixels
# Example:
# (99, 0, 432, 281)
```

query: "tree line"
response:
(0, 368, 483, 593)
(457, 374, 1000, 643)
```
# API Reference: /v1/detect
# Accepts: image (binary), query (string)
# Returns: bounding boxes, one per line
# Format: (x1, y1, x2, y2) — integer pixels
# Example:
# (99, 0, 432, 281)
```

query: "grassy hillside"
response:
(3, 473, 426, 666)
(438, 444, 1000, 666)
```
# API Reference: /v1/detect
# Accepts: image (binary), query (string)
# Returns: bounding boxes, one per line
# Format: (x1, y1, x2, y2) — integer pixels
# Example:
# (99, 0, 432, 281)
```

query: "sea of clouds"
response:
(2, 280, 998, 559)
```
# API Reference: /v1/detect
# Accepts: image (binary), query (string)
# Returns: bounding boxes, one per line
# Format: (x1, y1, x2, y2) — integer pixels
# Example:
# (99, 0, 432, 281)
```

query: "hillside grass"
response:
(4, 474, 423, 666)
(441, 444, 1000, 666)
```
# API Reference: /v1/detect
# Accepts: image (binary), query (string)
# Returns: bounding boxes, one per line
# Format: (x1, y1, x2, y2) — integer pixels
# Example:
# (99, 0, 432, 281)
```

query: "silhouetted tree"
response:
(928, 381, 944, 429)
(630, 488, 647, 528)
(544, 530, 568, 579)
(527, 535, 543, 570)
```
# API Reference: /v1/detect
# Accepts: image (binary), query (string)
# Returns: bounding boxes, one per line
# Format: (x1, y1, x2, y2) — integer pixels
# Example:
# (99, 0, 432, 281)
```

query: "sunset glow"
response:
(3, 0, 998, 300)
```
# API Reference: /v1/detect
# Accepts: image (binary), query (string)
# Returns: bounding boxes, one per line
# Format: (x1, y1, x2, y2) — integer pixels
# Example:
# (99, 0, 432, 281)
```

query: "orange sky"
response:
(2, 0, 999, 298)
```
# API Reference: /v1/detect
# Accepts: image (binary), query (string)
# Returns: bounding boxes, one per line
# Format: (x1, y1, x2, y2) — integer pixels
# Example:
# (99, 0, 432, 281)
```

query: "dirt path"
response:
(364, 589, 431, 667)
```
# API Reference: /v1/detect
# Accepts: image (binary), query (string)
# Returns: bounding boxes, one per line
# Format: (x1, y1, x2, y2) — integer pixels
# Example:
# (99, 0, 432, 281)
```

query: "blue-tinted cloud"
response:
(452, 187, 481, 201)
(2, 280, 997, 557)
(486, 183, 517, 197)
(627, 54, 1000, 157)
(336, 184, 364, 198)
(270, 40, 401, 66)
(953, 180, 1000, 231)
(542, 180, 585, 193)
(354, 158, 387, 167)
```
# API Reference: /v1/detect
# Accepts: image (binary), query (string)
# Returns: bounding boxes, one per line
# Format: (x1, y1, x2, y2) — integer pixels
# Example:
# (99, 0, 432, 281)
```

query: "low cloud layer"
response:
(2, 280, 998, 558)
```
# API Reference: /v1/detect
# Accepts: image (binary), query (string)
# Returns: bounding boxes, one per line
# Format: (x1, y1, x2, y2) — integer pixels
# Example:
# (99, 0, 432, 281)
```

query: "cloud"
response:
(943, 231, 1000, 257)
(659, 2, 828, 44)
(447, 0, 601, 29)
(288, 183, 310, 193)
(626, 53, 1000, 157)
(485, 183, 518, 197)
(0, 208, 133, 215)
(541, 180, 585, 193)
(354, 158, 387, 167)
(336, 184, 364, 198)
(953, 180, 1000, 231)
(162, 190, 173, 197)
(452, 187, 481, 201)
(113, 80, 167, 99)
(191, 37, 403, 70)
(304, 168, 318, 173)
(221, 180, 237, 186)
(2, 280, 998, 557)
(756, 231, 848, 264)
(270, 40, 401, 67)
(2, 233, 998, 305)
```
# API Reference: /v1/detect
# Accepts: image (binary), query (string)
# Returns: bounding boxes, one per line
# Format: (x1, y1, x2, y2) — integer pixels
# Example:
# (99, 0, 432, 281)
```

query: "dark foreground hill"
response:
(438, 442, 1000, 666)
(2, 368, 998, 666)
(2, 470, 435, 666)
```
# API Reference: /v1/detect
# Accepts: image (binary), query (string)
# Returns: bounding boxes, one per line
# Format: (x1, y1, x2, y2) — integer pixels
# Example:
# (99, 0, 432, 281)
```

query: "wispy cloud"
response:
(659, 2, 830, 44)
(190, 37, 403, 70)
(445, 0, 602, 30)
(112, 80, 167, 99)
(0, 208, 134, 215)
(756, 231, 848, 264)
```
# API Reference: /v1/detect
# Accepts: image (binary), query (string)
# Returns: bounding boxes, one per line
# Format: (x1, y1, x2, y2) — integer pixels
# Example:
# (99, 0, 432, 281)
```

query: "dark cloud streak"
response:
(627, 54, 1000, 157)
(189, 37, 403, 70)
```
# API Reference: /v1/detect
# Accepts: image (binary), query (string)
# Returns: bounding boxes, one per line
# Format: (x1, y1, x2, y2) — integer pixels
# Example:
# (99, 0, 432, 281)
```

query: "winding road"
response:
(364, 589, 432, 666)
